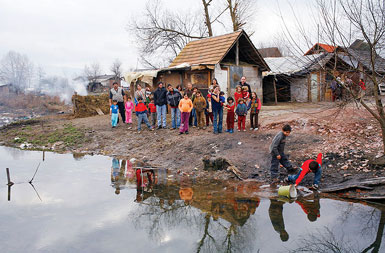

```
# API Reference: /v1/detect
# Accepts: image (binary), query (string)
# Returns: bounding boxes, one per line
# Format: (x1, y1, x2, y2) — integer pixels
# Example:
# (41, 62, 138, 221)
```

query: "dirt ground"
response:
(1, 101, 384, 193)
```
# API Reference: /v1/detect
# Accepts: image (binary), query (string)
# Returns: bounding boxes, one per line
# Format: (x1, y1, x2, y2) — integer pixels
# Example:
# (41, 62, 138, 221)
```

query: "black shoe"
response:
(156, 126, 162, 130)
(185, 131, 189, 134)
(179, 132, 183, 135)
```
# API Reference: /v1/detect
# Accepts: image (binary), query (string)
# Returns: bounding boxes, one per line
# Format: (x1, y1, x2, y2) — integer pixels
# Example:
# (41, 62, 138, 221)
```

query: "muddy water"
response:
(0, 146, 384, 253)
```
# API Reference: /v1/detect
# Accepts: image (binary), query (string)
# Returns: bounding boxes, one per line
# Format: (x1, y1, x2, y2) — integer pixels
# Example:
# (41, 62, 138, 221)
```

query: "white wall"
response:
(243, 66, 262, 99)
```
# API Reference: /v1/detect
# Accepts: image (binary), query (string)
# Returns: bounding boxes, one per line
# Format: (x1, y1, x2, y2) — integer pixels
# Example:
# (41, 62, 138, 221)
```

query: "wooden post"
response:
(235, 41, 239, 66)
(6, 168, 13, 186)
(8, 185, 11, 201)
(273, 76, 278, 105)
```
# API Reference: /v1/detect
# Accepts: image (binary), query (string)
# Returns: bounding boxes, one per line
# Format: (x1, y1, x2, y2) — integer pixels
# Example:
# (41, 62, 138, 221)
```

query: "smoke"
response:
(32, 75, 88, 103)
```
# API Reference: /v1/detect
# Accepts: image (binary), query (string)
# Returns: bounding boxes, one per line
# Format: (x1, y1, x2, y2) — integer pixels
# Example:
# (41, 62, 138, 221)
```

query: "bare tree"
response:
(279, 0, 385, 156)
(129, 0, 258, 69)
(0, 51, 34, 94)
(226, 0, 256, 34)
(83, 62, 102, 84)
(202, 0, 214, 37)
(110, 58, 122, 81)
(128, 0, 209, 69)
(317, 0, 385, 155)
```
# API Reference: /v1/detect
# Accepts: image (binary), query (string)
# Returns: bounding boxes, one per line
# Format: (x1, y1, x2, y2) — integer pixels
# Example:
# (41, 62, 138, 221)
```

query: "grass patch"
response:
(8, 123, 88, 148)
(0, 118, 40, 130)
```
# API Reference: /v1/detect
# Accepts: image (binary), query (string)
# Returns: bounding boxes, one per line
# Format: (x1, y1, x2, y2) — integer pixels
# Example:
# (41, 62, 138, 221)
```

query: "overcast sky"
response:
(0, 0, 314, 77)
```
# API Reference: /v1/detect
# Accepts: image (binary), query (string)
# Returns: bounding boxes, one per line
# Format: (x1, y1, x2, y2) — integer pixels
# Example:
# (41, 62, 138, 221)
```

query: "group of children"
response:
(110, 84, 262, 134)
(111, 92, 323, 189)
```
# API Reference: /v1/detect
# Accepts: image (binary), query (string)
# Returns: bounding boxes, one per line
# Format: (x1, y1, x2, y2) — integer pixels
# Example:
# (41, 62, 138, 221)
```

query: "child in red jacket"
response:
(135, 97, 154, 133)
(148, 98, 157, 128)
(225, 97, 235, 133)
(287, 153, 322, 189)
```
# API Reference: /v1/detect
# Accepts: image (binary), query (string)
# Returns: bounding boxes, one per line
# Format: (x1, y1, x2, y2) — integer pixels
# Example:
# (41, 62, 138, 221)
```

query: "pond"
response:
(0, 146, 384, 253)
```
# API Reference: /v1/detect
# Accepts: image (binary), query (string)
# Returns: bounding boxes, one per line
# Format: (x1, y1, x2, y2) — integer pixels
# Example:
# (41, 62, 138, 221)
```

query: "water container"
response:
(278, 185, 297, 198)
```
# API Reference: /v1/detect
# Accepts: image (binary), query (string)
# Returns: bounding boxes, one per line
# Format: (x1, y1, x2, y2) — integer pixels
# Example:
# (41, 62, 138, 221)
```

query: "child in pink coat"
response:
(125, 96, 134, 124)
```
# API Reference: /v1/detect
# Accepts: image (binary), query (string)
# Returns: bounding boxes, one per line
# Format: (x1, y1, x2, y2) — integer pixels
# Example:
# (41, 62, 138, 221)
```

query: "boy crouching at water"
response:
(110, 100, 119, 128)
(287, 153, 322, 190)
(269, 124, 295, 184)
(135, 97, 154, 133)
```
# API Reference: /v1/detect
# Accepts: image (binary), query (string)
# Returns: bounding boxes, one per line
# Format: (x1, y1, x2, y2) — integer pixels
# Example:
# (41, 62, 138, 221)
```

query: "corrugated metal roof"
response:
(264, 54, 327, 76)
(169, 31, 242, 67)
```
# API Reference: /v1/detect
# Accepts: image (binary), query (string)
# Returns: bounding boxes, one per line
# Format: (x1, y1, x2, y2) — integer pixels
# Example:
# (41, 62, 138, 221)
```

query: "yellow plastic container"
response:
(278, 185, 297, 198)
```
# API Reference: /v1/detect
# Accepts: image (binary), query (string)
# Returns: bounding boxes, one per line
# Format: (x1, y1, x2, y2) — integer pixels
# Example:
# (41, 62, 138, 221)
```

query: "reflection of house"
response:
(156, 30, 270, 98)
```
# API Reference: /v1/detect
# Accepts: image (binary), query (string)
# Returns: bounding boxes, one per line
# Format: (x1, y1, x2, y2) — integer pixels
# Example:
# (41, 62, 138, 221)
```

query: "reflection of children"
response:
(295, 194, 320, 222)
(111, 158, 120, 182)
(111, 158, 127, 195)
(288, 153, 322, 189)
(268, 199, 289, 242)
(225, 97, 235, 133)
(110, 100, 119, 128)
(125, 96, 134, 124)
(248, 92, 261, 130)
(235, 98, 247, 131)
(269, 125, 294, 183)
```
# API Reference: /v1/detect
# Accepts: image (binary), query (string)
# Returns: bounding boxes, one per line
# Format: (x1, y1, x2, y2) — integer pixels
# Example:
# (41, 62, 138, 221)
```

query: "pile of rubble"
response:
(72, 93, 110, 118)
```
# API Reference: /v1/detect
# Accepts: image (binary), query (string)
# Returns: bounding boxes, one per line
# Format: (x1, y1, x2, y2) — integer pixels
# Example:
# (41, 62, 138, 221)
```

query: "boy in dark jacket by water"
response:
(287, 153, 322, 190)
(269, 124, 294, 183)
(135, 97, 154, 133)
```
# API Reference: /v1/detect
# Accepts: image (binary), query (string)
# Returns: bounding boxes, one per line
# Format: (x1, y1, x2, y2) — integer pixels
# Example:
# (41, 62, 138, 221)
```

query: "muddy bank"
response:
(0, 102, 384, 196)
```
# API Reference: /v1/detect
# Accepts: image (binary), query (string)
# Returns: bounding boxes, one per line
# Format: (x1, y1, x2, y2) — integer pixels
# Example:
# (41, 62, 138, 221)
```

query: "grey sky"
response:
(0, 0, 314, 77)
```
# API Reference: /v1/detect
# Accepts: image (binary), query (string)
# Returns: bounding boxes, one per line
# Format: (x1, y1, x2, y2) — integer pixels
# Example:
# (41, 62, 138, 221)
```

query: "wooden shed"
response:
(155, 30, 270, 99)
(263, 53, 354, 103)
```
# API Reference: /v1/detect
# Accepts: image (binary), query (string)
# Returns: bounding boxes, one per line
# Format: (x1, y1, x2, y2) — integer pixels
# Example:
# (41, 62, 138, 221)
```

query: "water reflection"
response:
(288, 206, 385, 253)
(295, 193, 320, 222)
(1, 147, 385, 252)
(269, 199, 289, 241)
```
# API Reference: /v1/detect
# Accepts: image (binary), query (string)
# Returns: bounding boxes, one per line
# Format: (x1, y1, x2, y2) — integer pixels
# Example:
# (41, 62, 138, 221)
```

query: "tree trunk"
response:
(202, 0, 213, 37)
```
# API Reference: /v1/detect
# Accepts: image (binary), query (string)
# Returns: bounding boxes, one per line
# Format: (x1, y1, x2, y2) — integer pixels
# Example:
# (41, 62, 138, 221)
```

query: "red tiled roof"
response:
(304, 43, 336, 55)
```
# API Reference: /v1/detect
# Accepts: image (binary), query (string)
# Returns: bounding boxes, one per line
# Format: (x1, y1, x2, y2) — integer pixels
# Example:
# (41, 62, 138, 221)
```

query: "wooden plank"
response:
(321, 177, 385, 193)
(95, 108, 104, 115)
(273, 76, 278, 105)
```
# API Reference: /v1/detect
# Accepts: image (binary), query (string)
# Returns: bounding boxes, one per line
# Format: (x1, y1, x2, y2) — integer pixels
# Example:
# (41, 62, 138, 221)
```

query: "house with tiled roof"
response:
(155, 30, 270, 98)
(304, 43, 338, 55)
